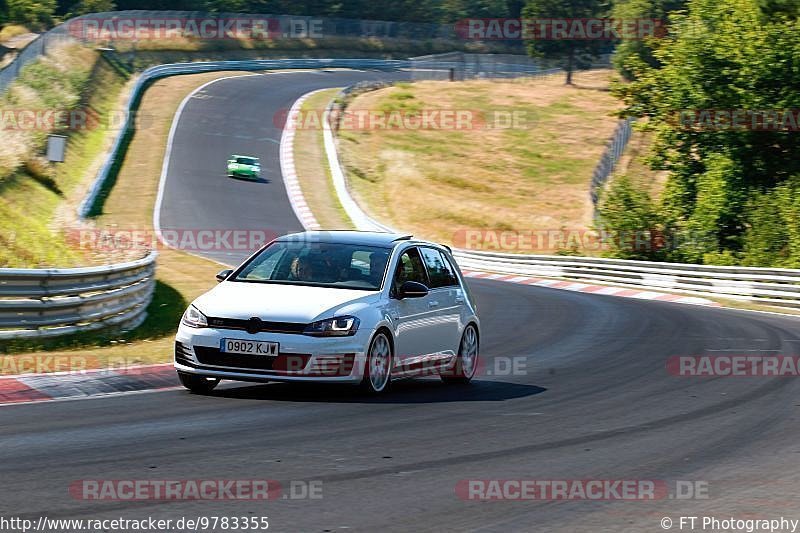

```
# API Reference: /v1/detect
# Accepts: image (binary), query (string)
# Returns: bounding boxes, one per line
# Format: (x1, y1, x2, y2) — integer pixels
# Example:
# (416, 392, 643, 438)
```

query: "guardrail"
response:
(590, 117, 634, 210)
(4, 52, 794, 345)
(0, 10, 470, 94)
(0, 58, 407, 341)
(0, 21, 77, 93)
(78, 58, 409, 218)
(323, 82, 800, 310)
(453, 250, 800, 308)
(409, 52, 561, 81)
(0, 251, 157, 340)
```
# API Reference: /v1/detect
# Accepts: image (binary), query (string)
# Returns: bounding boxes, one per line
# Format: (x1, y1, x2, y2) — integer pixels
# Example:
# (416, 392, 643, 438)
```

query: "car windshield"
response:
(232, 241, 390, 290)
(235, 157, 258, 165)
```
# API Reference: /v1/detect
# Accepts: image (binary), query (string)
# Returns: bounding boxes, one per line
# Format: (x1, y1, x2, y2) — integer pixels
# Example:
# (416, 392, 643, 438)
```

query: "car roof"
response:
(231, 155, 259, 159)
(277, 230, 414, 248)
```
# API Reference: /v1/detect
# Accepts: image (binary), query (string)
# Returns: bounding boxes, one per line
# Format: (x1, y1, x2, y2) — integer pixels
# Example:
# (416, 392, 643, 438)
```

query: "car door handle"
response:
(428, 300, 439, 307)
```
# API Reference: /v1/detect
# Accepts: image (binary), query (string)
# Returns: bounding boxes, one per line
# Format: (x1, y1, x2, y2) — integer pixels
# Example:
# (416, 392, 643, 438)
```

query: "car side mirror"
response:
(216, 269, 233, 282)
(398, 280, 429, 299)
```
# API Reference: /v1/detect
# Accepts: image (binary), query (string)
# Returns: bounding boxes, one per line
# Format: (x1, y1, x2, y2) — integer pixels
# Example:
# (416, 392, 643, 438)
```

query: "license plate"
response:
(220, 338, 279, 356)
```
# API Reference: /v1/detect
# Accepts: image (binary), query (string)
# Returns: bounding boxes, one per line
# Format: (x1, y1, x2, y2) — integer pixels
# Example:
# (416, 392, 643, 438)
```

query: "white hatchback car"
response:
(174, 231, 480, 394)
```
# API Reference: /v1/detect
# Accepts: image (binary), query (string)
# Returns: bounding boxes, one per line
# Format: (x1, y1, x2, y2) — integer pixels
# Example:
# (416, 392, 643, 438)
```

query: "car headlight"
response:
(303, 316, 360, 337)
(181, 305, 208, 328)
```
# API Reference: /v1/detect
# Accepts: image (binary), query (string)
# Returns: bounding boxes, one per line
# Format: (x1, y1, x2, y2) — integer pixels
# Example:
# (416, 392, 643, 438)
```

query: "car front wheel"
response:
(442, 324, 479, 384)
(360, 331, 393, 394)
(178, 371, 220, 394)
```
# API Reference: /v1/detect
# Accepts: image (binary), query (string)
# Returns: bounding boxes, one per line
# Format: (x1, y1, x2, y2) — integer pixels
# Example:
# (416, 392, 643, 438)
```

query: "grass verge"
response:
(336, 69, 624, 247)
(2, 71, 250, 370)
(610, 126, 668, 201)
(293, 88, 353, 230)
(0, 45, 133, 268)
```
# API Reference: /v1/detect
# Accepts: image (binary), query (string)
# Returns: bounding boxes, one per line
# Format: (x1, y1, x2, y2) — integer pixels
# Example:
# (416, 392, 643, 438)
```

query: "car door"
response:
(419, 247, 462, 356)
(387, 247, 440, 369)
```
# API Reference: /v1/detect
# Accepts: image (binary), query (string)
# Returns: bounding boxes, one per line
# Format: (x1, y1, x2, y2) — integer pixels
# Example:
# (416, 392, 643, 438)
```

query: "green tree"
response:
(742, 177, 800, 267)
(523, 0, 610, 84)
(596, 175, 664, 260)
(611, 0, 686, 80)
(441, 0, 509, 21)
(615, 0, 800, 264)
(68, 0, 115, 15)
(7, 0, 56, 27)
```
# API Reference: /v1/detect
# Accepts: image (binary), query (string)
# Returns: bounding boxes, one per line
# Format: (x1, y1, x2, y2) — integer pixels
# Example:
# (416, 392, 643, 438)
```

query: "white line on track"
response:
(152, 72, 262, 248)
(0, 386, 184, 408)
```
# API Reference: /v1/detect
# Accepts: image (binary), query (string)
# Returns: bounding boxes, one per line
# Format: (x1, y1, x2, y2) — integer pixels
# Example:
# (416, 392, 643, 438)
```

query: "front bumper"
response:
(174, 323, 370, 384)
(229, 168, 260, 178)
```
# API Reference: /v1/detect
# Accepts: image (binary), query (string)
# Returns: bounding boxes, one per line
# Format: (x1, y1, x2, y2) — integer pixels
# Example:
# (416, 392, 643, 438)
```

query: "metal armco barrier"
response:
(409, 52, 559, 81)
(324, 83, 800, 310)
(0, 10, 456, 94)
(0, 251, 157, 340)
(453, 250, 800, 309)
(78, 58, 409, 218)
(2, 59, 406, 341)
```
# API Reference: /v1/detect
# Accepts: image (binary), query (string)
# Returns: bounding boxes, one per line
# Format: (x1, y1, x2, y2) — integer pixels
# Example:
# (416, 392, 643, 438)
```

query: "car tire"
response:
(442, 324, 479, 384)
(178, 371, 220, 394)
(360, 331, 393, 394)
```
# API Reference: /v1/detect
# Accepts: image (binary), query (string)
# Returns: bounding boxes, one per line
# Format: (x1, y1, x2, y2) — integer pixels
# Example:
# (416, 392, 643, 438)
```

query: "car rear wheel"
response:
(361, 332, 393, 394)
(178, 371, 220, 394)
(442, 324, 478, 384)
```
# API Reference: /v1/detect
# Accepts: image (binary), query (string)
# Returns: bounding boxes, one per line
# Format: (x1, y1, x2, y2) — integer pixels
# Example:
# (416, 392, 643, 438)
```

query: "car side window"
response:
(392, 247, 429, 294)
(419, 247, 459, 288)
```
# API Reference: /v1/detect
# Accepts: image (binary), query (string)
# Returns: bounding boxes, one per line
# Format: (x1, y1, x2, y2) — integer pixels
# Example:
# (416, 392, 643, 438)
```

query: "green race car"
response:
(227, 155, 261, 179)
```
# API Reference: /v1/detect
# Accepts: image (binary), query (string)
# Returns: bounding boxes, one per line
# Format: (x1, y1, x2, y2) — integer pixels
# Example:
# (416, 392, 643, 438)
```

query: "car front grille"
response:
(193, 346, 311, 372)
(175, 341, 194, 366)
(206, 317, 308, 334)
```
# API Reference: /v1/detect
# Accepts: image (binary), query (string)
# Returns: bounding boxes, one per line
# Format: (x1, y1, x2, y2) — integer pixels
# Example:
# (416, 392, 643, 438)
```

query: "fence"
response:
(0, 10, 468, 94)
(0, 22, 77, 93)
(590, 117, 634, 210)
(0, 251, 156, 340)
(79, 58, 409, 219)
(324, 80, 800, 310)
(409, 52, 558, 81)
(2, 58, 408, 342)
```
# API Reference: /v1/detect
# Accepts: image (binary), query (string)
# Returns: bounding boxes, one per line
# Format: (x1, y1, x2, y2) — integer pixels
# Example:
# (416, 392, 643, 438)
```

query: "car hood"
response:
(193, 281, 380, 323)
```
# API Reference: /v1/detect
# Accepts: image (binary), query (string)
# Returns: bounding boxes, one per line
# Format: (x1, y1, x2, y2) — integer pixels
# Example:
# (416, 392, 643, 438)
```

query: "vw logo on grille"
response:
(246, 317, 263, 334)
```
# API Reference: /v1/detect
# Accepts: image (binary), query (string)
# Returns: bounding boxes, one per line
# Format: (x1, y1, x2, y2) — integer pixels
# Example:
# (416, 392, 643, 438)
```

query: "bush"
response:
(6, 0, 56, 29)
(596, 175, 664, 260)
(741, 176, 800, 268)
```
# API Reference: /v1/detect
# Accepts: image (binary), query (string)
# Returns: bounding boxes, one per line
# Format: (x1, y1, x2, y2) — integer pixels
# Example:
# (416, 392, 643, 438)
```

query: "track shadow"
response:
(228, 175, 270, 184)
(205, 378, 546, 404)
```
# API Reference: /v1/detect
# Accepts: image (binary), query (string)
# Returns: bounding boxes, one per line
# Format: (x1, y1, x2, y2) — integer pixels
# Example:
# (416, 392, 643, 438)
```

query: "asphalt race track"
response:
(3, 70, 800, 533)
